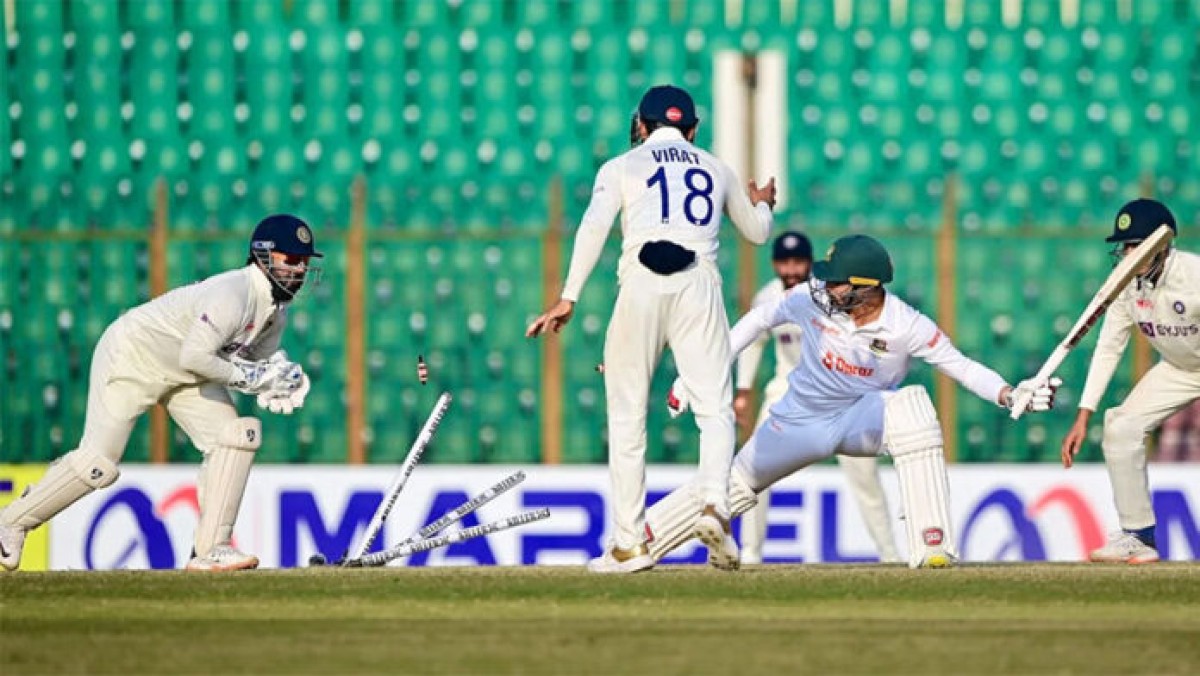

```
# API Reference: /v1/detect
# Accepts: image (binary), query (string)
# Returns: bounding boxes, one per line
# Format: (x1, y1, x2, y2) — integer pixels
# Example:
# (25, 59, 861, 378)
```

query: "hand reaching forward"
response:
(525, 299, 575, 338)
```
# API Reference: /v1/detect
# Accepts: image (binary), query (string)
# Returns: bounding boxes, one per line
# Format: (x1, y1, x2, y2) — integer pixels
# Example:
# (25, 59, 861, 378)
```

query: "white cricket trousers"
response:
(2, 321, 244, 535)
(736, 393, 886, 493)
(603, 261, 735, 549)
(80, 323, 243, 465)
(741, 379, 898, 562)
(1102, 360, 1200, 531)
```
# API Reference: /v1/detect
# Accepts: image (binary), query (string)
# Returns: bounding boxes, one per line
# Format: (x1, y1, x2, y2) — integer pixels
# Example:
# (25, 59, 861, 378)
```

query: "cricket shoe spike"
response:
(0, 522, 26, 572)
(587, 542, 655, 574)
(695, 505, 739, 571)
(1090, 531, 1160, 564)
(186, 543, 260, 572)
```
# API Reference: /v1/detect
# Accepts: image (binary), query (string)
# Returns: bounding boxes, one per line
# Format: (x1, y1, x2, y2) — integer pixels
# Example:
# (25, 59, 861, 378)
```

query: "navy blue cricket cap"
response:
(637, 85, 698, 127)
(772, 231, 813, 261)
(250, 214, 323, 258)
(1106, 198, 1177, 243)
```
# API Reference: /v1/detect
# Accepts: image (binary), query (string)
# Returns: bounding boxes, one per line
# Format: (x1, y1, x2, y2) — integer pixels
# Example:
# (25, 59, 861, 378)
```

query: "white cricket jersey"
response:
(560, 126, 773, 301)
(735, 279, 804, 390)
(112, 265, 287, 388)
(1079, 249, 1200, 410)
(730, 283, 1009, 420)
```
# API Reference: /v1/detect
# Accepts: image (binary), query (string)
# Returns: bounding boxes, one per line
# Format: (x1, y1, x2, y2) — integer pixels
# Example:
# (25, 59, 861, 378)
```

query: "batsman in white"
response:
(1061, 198, 1200, 564)
(0, 214, 321, 572)
(526, 85, 776, 573)
(735, 231, 900, 565)
(660, 234, 1060, 569)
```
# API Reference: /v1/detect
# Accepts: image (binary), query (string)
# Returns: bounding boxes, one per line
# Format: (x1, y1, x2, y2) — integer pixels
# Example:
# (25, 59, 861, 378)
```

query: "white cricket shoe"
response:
(695, 505, 739, 572)
(0, 522, 26, 572)
(186, 544, 260, 572)
(587, 543, 655, 574)
(1090, 531, 1160, 564)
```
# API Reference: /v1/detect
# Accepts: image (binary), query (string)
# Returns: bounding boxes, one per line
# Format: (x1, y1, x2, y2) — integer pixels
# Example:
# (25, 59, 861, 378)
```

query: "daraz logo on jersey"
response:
(820, 351, 874, 377)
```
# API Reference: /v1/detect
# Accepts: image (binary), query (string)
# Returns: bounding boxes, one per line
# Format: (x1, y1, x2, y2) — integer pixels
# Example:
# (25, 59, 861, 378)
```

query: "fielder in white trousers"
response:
(1062, 199, 1199, 564)
(526, 85, 775, 573)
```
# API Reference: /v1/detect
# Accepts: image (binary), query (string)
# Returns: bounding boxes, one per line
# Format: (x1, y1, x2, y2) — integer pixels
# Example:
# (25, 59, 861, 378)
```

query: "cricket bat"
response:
(1009, 225, 1175, 419)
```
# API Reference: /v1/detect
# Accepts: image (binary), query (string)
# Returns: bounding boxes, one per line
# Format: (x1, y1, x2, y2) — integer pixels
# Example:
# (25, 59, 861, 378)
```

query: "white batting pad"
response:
(193, 418, 260, 557)
(728, 467, 759, 517)
(883, 386, 956, 568)
(646, 483, 704, 561)
(645, 467, 761, 562)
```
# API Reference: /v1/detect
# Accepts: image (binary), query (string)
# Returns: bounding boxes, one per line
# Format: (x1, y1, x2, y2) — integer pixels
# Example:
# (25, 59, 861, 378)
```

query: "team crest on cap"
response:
(297, 225, 312, 243)
(665, 106, 682, 122)
(784, 235, 799, 248)
(1117, 213, 1132, 230)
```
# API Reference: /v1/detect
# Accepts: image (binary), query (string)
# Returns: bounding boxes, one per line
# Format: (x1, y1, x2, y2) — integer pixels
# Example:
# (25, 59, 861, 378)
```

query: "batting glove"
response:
(1007, 377, 1062, 413)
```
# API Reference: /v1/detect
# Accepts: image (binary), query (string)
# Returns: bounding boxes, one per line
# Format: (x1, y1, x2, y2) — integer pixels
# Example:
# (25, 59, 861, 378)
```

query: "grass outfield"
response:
(2, 564, 1198, 675)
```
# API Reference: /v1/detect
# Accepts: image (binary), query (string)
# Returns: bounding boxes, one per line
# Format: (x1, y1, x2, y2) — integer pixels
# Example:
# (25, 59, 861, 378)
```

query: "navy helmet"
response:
(249, 214, 323, 259)
(248, 214, 322, 301)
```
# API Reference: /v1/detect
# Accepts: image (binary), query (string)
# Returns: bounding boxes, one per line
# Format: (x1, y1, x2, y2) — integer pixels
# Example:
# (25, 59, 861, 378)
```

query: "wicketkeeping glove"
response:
(1006, 376, 1062, 414)
(257, 371, 310, 415)
(230, 351, 303, 396)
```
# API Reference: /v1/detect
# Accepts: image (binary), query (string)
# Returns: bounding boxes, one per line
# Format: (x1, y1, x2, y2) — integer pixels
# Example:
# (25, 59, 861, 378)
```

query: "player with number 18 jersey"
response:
(526, 85, 776, 573)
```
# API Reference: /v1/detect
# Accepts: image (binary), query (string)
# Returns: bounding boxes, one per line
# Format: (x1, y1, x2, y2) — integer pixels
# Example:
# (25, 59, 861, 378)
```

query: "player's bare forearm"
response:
(1060, 408, 1094, 468)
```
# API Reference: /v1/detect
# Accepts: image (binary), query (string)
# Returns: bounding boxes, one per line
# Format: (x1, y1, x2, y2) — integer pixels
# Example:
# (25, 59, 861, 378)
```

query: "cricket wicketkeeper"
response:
(0, 214, 321, 572)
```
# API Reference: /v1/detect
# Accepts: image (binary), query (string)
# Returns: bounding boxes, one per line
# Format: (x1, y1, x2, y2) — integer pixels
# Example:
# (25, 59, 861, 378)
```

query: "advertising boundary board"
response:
(36, 464, 1200, 570)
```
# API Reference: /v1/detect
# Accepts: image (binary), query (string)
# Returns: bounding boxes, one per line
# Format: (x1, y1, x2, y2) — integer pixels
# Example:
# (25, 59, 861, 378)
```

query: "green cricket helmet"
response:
(812, 234, 894, 286)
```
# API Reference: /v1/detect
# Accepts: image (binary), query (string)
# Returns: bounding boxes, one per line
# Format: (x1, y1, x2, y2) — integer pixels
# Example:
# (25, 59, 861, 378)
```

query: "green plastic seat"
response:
(128, 0, 173, 28)
(301, 27, 350, 140)
(186, 32, 237, 139)
(852, 0, 889, 27)
(345, 0, 390, 24)
(415, 29, 460, 139)
(244, 25, 293, 142)
(961, 0, 1003, 27)
(179, 0, 230, 30)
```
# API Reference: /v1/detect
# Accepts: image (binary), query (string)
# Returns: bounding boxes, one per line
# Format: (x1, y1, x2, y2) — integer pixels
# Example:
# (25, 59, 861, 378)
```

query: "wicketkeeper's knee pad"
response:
(0, 450, 119, 530)
(1102, 407, 1149, 458)
(884, 386, 955, 568)
(67, 450, 121, 489)
(219, 417, 263, 453)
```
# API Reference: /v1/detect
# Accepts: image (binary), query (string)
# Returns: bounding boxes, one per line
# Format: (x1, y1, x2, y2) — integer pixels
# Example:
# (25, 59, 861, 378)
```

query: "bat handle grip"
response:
(1008, 390, 1033, 420)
